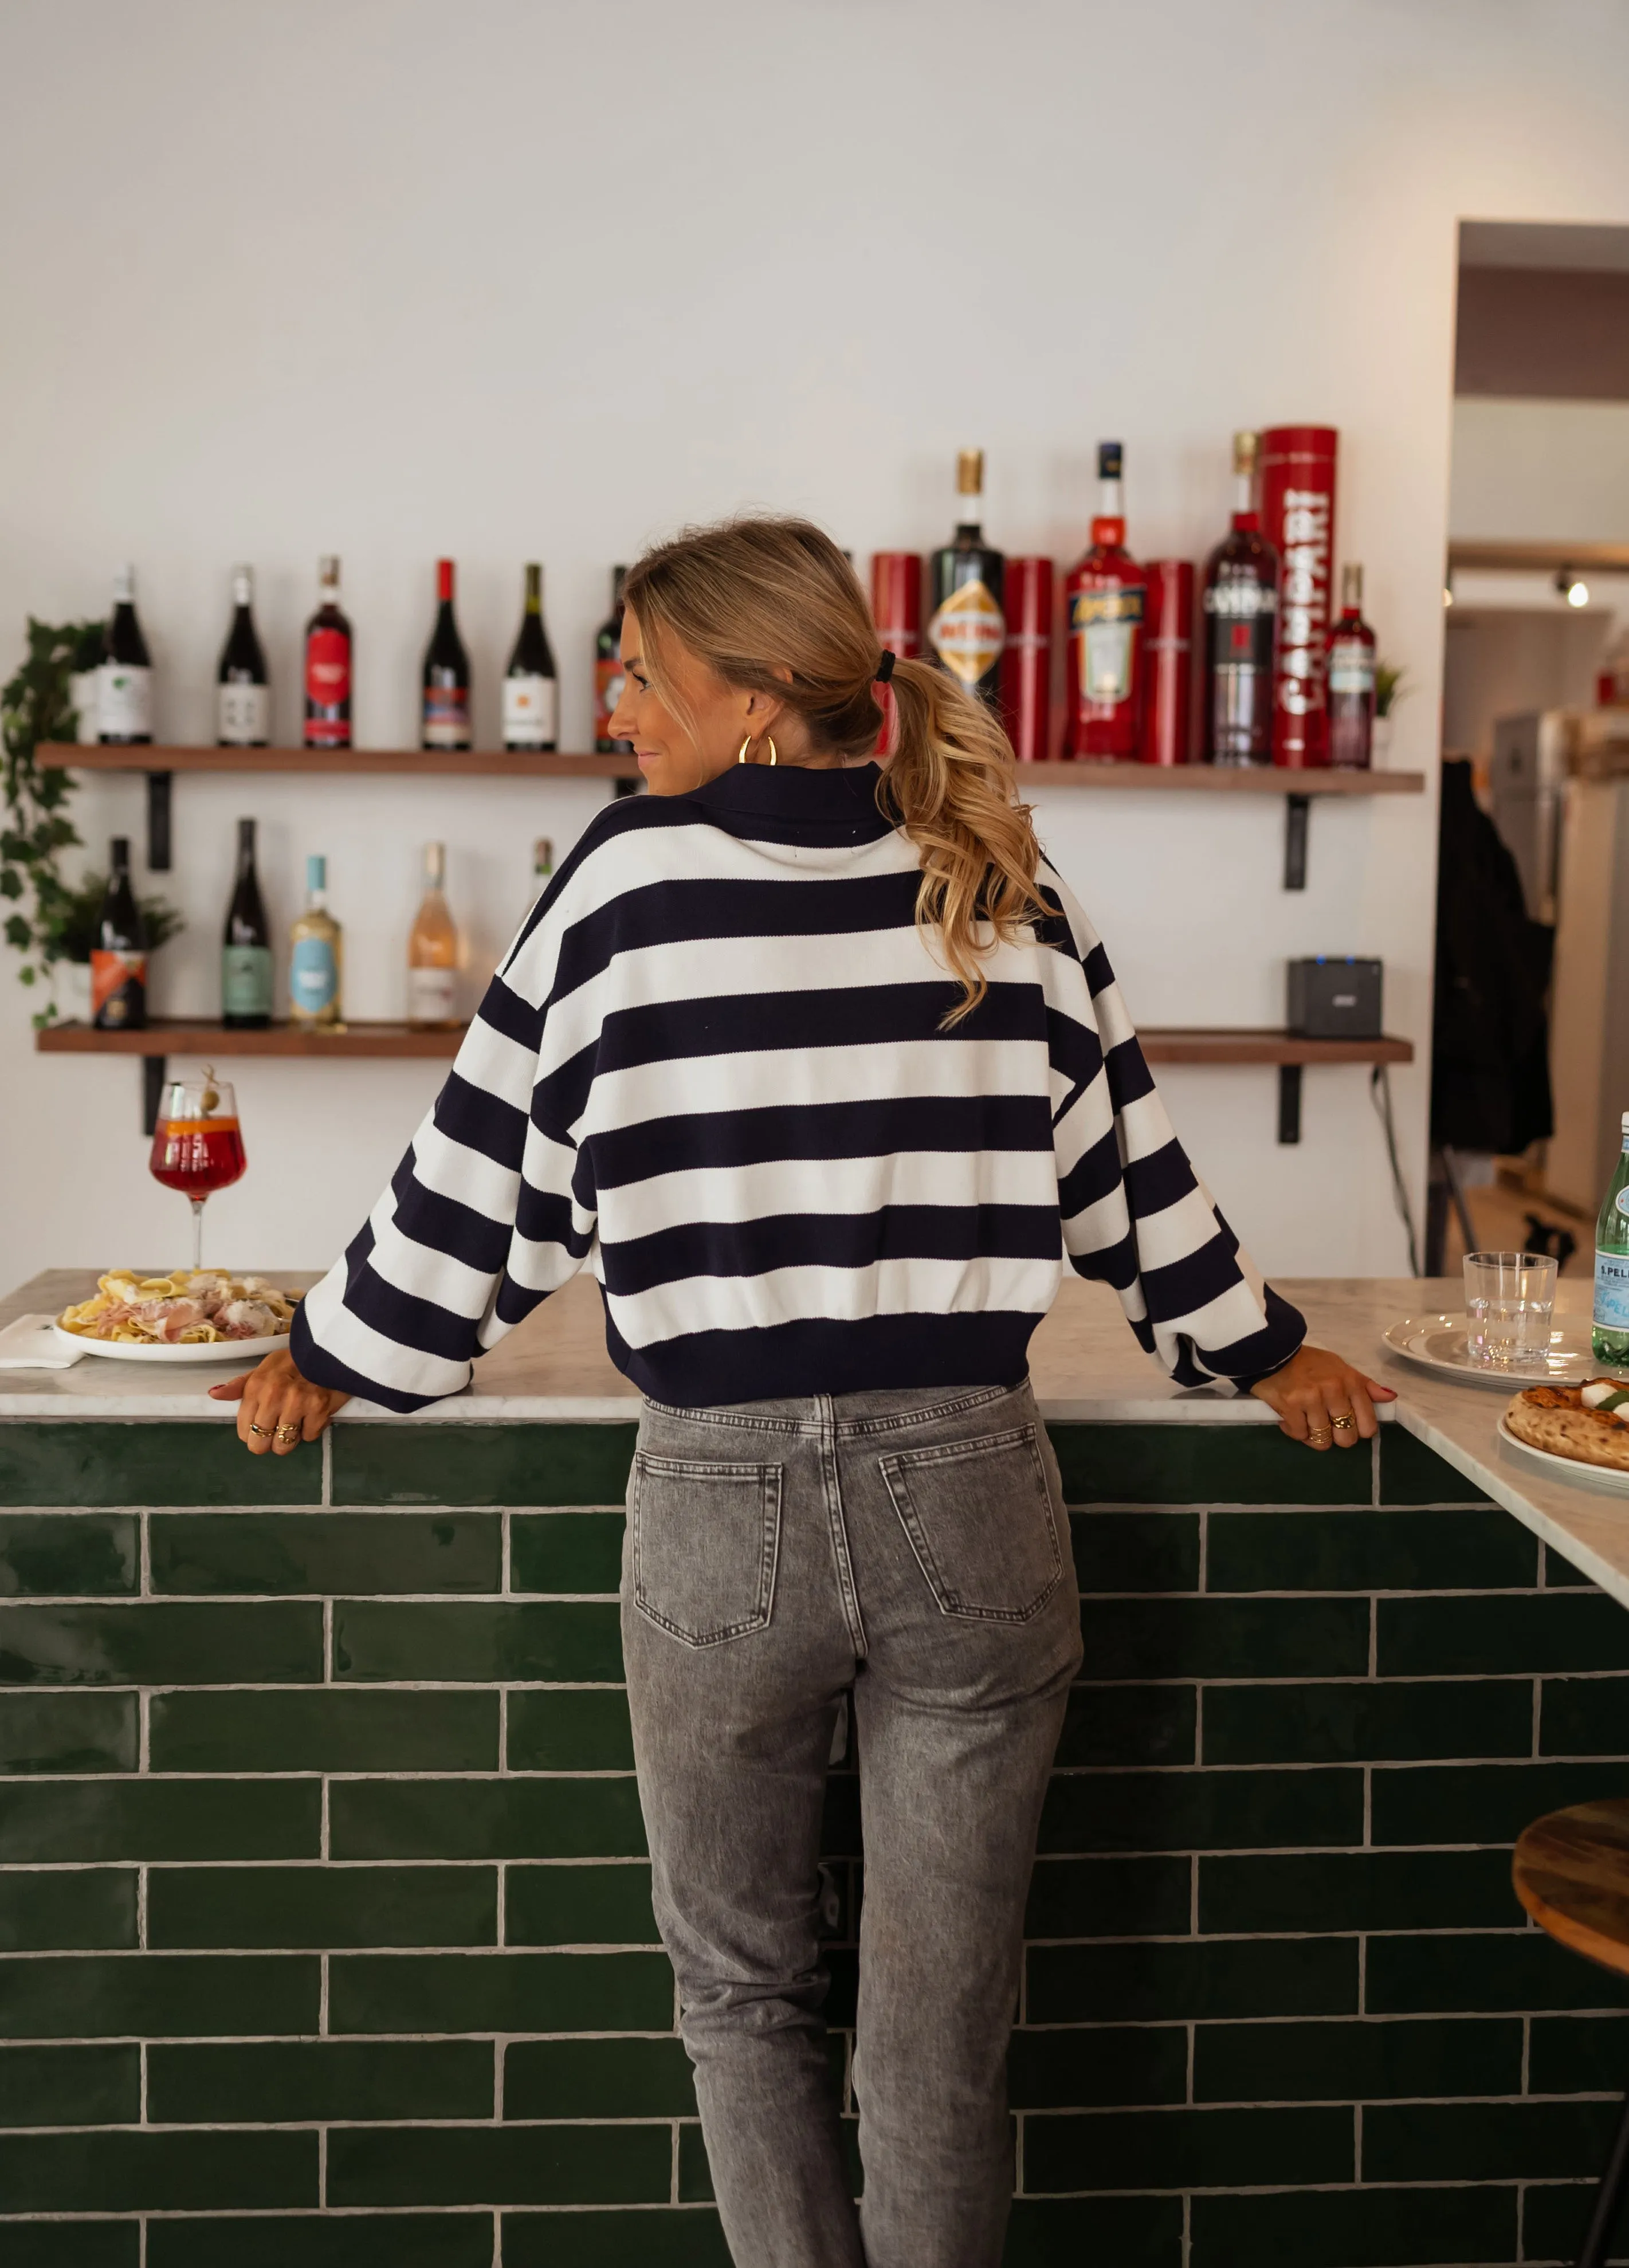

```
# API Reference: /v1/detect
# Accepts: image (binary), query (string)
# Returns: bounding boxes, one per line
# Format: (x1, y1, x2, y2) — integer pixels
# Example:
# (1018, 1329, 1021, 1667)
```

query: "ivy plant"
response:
(1, 617, 180, 1026)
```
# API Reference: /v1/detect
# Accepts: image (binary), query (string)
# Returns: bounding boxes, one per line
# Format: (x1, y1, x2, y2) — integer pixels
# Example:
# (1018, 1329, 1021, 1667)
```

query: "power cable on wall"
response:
(1370, 1065, 1422, 1278)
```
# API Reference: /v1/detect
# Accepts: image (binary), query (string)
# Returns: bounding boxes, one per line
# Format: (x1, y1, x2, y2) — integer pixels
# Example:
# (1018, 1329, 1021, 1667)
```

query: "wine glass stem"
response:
(190, 1199, 205, 1272)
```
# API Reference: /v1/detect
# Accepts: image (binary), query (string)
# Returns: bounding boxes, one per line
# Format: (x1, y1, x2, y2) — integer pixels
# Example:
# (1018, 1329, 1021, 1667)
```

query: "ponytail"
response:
(881, 655, 1049, 1025)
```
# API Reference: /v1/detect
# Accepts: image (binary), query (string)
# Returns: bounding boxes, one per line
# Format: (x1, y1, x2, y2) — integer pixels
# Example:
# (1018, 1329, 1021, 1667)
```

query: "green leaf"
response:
(0, 867, 19, 900)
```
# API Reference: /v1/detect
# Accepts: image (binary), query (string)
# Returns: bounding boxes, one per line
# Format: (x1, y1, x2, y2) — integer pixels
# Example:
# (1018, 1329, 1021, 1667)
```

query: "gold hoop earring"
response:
(766, 735, 777, 767)
(737, 735, 751, 765)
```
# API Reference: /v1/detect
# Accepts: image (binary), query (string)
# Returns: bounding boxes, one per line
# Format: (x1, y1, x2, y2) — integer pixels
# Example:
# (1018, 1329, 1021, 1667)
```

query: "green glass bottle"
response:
(1595, 1110, 1629, 1363)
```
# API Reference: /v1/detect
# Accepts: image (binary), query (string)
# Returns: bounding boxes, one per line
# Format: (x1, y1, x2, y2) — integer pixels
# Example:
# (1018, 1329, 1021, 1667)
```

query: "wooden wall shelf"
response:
(40, 744, 1423, 794)
(38, 1018, 1414, 1145)
(40, 744, 638, 780)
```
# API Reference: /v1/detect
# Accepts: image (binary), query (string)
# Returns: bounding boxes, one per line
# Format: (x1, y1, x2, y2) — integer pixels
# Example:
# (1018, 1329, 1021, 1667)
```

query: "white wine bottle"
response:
(407, 841, 461, 1030)
(289, 855, 343, 1029)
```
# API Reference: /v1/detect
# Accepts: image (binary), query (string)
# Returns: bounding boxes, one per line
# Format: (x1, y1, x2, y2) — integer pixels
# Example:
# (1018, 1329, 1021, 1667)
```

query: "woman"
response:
(218, 516, 1393, 2267)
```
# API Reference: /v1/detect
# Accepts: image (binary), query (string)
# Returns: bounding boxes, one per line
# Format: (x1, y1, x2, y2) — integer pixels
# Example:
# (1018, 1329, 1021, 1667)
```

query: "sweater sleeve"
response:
(1039, 870, 1306, 1391)
(289, 870, 600, 1414)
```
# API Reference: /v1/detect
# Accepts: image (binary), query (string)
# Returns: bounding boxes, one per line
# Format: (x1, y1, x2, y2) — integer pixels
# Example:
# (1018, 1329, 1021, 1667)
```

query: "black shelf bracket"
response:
(1277, 1064, 1303, 1144)
(1283, 794, 1310, 890)
(147, 771, 174, 870)
(141, 1055, 167, 1137)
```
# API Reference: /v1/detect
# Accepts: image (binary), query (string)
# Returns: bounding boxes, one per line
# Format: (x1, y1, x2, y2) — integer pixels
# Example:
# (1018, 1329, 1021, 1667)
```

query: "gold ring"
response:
(1332, 1413, 1357, 1434)
(275, 1424, 301, 1443)
(248, 1422, 272, 1438)
(1308, 1427, 1332, 1446)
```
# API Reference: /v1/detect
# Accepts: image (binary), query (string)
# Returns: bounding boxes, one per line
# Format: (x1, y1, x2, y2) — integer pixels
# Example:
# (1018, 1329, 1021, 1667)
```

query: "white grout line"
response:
(320, 1427, 333, 1508)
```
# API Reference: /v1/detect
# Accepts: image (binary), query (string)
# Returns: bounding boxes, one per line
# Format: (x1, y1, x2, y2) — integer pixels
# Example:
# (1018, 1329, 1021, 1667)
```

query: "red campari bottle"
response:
(1065, 442, 1147, 760)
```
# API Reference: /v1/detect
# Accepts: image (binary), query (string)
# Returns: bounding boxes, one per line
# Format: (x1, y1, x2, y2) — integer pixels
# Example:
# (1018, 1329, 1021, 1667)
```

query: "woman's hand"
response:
(1249, 1341, 1396, 1451)
(209, 1346, 349, 1454)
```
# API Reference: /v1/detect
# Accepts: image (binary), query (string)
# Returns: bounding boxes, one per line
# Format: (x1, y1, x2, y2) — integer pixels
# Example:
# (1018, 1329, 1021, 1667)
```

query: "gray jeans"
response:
(621, 1380, 1084, 2268)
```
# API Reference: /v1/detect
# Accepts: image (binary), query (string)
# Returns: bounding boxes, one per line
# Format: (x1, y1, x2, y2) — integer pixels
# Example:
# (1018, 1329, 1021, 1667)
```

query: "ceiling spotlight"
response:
(1557, 568, 1590, 608)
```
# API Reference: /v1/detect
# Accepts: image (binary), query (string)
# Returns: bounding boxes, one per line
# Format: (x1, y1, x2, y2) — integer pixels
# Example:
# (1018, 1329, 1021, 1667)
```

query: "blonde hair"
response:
(622, 515, 1047, 1022)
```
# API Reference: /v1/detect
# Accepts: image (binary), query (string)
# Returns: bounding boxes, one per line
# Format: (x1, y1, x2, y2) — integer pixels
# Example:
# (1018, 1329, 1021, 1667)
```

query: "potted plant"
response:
(1, 616, 182, 1025)
(1373, 662, 1408, 763)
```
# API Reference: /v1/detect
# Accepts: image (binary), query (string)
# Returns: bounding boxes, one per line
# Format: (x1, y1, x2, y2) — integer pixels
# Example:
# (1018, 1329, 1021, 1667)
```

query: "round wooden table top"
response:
(1514, 1800, 1629, 1980)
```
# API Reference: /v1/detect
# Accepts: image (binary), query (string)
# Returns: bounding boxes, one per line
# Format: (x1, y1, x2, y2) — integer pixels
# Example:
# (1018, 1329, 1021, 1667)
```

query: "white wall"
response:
(5, 0, 1629, 1294)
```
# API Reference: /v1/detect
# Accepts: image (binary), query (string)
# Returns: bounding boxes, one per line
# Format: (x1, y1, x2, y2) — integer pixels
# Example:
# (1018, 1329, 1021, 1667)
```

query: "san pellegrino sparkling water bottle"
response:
(1595, 1111, 1629, 1364)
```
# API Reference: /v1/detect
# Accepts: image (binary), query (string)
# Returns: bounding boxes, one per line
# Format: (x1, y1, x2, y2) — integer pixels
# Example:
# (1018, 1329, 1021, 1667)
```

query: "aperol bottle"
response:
(1065, 442, 1147, 760)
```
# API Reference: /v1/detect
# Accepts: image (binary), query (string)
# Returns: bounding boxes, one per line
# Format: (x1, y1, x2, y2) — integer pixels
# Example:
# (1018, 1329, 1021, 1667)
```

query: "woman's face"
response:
(607, 607, 794, 797)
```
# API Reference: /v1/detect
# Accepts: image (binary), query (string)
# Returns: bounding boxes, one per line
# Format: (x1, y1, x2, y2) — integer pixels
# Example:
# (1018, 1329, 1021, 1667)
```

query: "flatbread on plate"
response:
(1505, 1384, 1629, 1474)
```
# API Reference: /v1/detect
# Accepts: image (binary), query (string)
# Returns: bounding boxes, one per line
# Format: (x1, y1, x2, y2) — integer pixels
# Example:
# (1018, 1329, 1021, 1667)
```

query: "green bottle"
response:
(1595, 1110, 1629, 1364)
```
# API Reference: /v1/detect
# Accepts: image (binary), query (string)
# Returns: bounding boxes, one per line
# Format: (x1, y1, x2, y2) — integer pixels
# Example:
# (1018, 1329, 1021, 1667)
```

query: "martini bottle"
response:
(1594, 1112, 1629, 1363)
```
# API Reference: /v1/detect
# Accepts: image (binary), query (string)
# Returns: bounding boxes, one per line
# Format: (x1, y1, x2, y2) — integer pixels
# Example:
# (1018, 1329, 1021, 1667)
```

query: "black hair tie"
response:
(876, 649, 896, 683)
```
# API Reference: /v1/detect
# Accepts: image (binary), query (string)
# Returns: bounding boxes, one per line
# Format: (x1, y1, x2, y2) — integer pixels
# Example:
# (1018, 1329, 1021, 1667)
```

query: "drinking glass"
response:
(1463, 1249, 1559, 1369)
(147, 1071, 246, 1269)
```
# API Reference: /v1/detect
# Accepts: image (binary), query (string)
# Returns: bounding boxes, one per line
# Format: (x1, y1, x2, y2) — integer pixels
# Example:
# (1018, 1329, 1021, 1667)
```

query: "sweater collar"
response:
(688, 760, 892, 835)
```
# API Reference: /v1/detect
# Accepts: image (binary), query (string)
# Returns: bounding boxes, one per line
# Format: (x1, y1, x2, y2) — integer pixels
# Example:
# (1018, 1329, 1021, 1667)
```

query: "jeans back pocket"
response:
(630, 1452, 783, 1647)
(879, 1423, 1062, 1623)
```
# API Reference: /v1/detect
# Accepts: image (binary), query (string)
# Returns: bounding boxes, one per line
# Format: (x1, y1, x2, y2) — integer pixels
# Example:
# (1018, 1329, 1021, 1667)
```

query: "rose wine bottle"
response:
(221, 817, 273, 1030)
(594, 568, 633, 753)
(928, 450, 1005, 715)
(407, 841, 461, 1030)
(504, 564, 558, 751)
(422, 559, 472, 751)
(91, 836, 148, 1029)
(1202, 431, 1280, 766)
(1065, 444, 1147, 759)
(303, 557, 352, 750)
(217, 566, 270, 747)
(99, 567, 154, 744)
(1326, 563, 1377, 769)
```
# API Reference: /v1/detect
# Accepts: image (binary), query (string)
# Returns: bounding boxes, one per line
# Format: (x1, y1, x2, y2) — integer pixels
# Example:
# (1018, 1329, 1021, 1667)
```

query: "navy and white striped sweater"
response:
(292, 762, 1305, 1412)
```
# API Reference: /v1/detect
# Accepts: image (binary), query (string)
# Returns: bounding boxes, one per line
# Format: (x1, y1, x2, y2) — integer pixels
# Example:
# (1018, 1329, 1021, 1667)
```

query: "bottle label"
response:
(222, 944, 273, 1018)
(290, 937, 338, 1014)
(929, 580, 1005, 686)
(218, 684, 270, 745)
(422, 685, 471, 748)
(305, 629, 351, 745)
(1596, 1250, 1629, 1333)
(90, 948, 146, 1026)
(407, 967, 458, 1023)
(1204, 582, 1277, 619)
(1328, 638, 1376, 696)
(594, 656, 626, 733)
(503, 675, 558, 747)
(98, 664, 152, 739)
(1070, 588, 1146, 705)
(1616, 1187, 1629, 1219)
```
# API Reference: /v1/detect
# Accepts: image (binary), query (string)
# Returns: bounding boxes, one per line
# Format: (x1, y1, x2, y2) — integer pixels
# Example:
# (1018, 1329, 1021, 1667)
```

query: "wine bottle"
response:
(217, 566, 270, 747)
(1326, 562, 1377, 770)
(222, 817, 273, 1030)
(594, 568, 633, 754)
(91, 837, 148, 1029)
(504, 564, 559, 751)
(532, 837, 554, 896)
(928, 450, 1005, 715)
(407, 841, 461, 1030)
(1202, 431, 1279, 766)
(1593, 1111, 1629, 1364)
(1065, 442, 1147, 759)
(289, 854, 343, 1029)
(422, 559, 472, 751)
(99, 567, 153, 744)
(303, 557, 352, 750)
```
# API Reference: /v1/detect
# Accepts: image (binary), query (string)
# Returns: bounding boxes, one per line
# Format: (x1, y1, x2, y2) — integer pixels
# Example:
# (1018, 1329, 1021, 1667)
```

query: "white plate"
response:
(1383, 1313, 1626, 1390)
(52, 1326, 291, 1366)
(1497, 1414, 1629, 1498)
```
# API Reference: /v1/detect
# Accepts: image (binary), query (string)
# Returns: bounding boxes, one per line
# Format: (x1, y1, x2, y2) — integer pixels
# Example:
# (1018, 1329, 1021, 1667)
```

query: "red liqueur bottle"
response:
(1326, 563, 1377, 769)
(1202, 430, 1279, 766)
(1260, 424, 1338, 768)
(1065, 442, 1147, 759)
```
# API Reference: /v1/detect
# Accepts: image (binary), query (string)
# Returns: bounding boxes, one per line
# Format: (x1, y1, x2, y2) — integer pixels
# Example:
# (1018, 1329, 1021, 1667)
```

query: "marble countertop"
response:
(5, 1268, 1627, 1609)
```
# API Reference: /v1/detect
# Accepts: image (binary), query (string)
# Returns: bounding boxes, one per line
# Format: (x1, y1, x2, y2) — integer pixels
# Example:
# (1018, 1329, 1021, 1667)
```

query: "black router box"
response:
(1286, 956, 1383, 1038)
